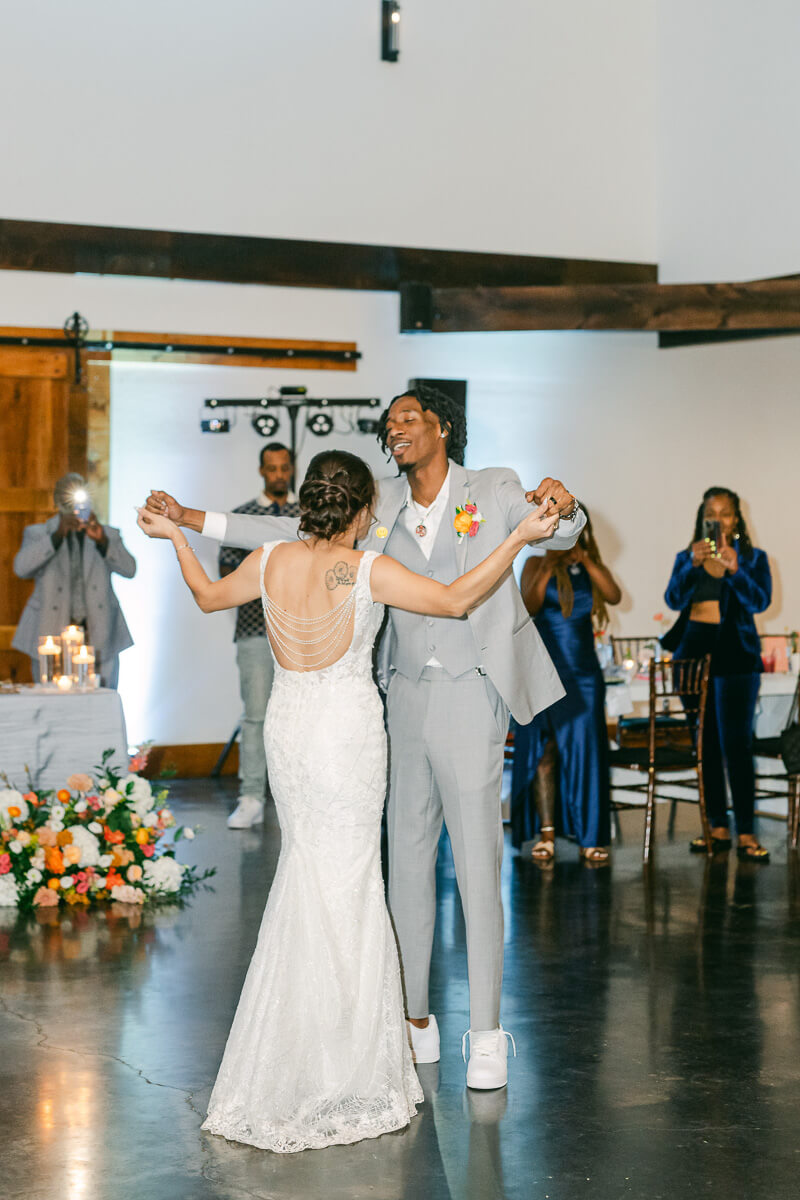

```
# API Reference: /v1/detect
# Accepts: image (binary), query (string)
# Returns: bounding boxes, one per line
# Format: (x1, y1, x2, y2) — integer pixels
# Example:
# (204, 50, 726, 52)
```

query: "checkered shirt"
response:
(218, 496, 301, 641)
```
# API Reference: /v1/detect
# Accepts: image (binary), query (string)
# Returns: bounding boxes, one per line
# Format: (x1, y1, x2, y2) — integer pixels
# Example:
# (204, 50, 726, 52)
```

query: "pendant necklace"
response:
(411, 494, 436, 538)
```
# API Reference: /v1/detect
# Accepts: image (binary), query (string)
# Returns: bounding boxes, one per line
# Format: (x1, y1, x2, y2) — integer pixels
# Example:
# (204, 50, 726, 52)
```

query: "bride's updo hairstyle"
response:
(298, 450, 376, 541)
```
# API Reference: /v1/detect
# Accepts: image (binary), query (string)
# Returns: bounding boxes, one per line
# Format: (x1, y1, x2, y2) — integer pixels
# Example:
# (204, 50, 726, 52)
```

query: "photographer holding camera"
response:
(662, 487, 772, 861)
(12, 473, 136, 687)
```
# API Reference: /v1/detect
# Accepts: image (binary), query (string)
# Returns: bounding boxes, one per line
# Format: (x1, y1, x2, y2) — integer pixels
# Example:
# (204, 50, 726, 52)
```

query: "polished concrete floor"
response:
(3, 781, 800, 1200)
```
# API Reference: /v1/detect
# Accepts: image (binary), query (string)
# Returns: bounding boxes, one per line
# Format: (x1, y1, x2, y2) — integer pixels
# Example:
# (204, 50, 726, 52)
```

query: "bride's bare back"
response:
(262, 541, 366, 673)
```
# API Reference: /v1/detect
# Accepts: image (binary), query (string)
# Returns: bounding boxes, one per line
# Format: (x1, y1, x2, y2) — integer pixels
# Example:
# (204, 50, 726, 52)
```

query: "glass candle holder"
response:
(72, 644, 96, 690)
(61, 625, 85, 677)
(37, 635, 62, 685)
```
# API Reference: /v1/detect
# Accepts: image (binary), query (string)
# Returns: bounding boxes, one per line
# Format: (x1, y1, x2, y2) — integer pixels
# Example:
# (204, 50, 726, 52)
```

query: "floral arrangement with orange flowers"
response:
(0, 749, 215, 912)
(453, 501, 485, 542)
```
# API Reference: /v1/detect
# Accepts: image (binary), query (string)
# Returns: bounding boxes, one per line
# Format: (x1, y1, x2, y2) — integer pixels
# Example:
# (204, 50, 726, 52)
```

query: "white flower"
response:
(50, 803, 66, 820)
(99, 854, 113, 869)
(142, 855, 185, 894)
(26, 868, 43, 885)
(0, 875, 19, 907)
(103, 788, 122, 807)
(31, 849, 45, 870)
(97, 777, 111, 790)
(48, 820, 64, 833)
(121, 775, 154, 817)
(9, 840, 22, 855)
(67, 826, 101, 868)
(143, 811, 158, 828)
(183, 827, 195, 840)
(88, 821, 103, 834)
(60, 876, 75, 889)
(110, 884, 145, 905)
(94, 876, 106, 888)
(74, 799, 88, 815)
(0, 789, 29, 825)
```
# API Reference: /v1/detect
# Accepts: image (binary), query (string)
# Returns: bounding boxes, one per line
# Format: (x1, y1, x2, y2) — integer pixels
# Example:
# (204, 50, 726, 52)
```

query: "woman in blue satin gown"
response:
(510, 508, 621, 864)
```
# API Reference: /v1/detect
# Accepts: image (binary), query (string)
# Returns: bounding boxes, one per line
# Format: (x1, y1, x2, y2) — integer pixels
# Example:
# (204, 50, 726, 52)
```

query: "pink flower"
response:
(0, 854, 10, 875)
(141, 844, 155, 858)
(87, 795, 102, 810)
(468, 521, 480, 537)
(33, 886, 59, 907)
(464, 503, 477, 515)
(67, 773, 93, 793)
(129, 756, 146, 773)
(75, 874, 91, 895)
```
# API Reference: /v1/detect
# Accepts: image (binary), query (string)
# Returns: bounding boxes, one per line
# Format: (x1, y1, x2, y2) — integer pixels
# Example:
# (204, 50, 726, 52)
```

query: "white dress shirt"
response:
(398, 469, 451, 666)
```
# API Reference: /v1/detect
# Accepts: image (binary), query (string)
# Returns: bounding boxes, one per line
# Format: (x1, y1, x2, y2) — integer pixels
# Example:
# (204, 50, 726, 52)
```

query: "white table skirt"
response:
(0, 688, 128, 792)
(606, 672, 798, 737)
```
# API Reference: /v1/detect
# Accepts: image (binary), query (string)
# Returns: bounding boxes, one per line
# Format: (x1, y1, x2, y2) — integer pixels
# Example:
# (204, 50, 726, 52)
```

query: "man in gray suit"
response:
(13, 474, 136, 688)
(145, 385, 584, 1088)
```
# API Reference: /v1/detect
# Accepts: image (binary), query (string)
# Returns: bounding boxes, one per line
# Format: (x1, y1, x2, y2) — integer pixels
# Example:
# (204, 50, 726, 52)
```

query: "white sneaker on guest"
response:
(227, 796, 264, 829)
(406, 1015, 440, 1064)
(462, 1026, 516, 1090)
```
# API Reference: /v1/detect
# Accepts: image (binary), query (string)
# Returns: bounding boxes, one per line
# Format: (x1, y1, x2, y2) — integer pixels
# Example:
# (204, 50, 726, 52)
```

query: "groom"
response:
(145, 384, 585, 1088)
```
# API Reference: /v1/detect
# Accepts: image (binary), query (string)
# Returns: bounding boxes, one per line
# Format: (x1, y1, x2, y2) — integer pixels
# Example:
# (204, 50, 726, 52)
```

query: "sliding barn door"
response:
(0, 348, 87, 682)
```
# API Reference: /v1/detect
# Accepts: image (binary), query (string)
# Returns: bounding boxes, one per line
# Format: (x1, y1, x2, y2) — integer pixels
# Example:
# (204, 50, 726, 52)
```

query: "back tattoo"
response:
(325, 561, 358, 591)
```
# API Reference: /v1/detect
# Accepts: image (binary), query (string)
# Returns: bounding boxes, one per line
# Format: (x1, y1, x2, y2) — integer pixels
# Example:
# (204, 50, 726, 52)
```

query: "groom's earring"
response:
(440, 431, 447, 438)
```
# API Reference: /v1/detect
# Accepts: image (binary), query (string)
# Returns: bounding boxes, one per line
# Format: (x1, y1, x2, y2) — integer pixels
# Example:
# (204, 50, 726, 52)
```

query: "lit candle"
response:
(37, 635, 62, 685)
(61, 625, 85, 677)
(56, 675, 73, 692)
(72, 645, 96, 689)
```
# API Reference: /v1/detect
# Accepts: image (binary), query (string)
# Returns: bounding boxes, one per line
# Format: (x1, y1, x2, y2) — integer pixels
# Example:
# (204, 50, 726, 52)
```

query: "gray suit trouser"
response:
(386, 666, 509, 1031)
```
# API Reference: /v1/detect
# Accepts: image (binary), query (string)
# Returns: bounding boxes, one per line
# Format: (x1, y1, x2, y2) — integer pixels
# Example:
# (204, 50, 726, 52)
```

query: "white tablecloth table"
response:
(605, 672, 798, 737)
(0, 687, 128, 792)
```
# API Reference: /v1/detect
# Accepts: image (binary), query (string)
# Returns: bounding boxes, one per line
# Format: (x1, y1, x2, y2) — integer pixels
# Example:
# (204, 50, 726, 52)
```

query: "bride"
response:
(137, 449, 559, 1154)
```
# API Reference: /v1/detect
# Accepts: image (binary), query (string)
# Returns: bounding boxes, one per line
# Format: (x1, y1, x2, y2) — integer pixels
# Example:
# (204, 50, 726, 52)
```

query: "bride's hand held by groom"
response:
(524, 476, 576, 518)
(145, 490, 206, 532)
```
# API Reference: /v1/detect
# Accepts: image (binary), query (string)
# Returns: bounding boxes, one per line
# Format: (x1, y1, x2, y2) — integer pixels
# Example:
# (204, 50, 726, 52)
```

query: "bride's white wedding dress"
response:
(201, 542, 423, 1153)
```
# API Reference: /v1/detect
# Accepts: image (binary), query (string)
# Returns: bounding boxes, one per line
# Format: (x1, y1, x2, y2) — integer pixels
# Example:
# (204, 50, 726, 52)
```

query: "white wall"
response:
(0, 1, 657, 262)
(2, 269, 798, 745)
(658, 0, 800, 281)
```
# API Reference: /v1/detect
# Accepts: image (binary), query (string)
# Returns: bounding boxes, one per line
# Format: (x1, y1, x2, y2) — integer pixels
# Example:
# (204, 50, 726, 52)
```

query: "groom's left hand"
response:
(526, 477, 575, 517)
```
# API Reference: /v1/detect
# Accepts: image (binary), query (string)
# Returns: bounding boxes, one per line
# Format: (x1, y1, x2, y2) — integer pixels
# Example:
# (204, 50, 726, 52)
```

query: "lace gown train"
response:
(202, 543, 423, 1153)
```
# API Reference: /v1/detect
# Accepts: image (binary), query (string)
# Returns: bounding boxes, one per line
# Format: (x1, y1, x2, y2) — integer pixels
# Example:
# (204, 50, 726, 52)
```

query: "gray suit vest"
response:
(383, 515, 481, 681)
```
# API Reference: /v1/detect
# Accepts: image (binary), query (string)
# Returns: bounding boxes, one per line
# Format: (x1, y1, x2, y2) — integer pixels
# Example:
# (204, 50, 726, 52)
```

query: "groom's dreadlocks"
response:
(378, 384, 467, 467)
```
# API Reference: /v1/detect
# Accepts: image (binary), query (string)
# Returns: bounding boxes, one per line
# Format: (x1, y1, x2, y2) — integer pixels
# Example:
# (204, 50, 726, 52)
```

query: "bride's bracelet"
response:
(175, 542, 195, 555)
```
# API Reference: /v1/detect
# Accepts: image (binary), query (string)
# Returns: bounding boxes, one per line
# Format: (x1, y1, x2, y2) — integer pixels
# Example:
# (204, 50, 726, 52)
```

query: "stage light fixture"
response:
(381, 0, 400, 61)
(201, 417, 231, 433)
(307, 412, 334, 437)
(252, 413, 280, 438)
(357, 417, 380, 434)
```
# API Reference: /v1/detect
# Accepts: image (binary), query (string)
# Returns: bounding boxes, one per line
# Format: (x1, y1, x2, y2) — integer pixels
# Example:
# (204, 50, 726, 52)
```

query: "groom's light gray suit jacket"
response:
(214, 462, 585, 724)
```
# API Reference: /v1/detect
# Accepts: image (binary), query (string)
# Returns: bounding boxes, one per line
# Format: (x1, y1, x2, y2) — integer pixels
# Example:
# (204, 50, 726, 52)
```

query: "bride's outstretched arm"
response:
(370, 501, 560, 617)
(136, 509, 262, 612)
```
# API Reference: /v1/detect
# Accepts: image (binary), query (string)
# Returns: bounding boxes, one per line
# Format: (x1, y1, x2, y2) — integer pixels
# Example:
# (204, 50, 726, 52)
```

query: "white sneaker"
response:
(406, 1014, 440, 1064)
(462, 1026, 516, 1090)
(227, 796, 264, 829)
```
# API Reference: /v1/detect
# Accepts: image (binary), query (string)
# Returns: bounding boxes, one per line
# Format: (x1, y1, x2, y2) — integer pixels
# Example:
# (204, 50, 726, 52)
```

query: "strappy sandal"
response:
(531, 826, 555, 861)
(689, 834, 732, 854)
(579, 846, 610, 867)
(736, 841, 770, 862)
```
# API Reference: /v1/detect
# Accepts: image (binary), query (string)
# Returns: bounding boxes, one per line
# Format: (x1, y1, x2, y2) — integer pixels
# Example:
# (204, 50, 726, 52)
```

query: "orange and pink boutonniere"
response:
(454, 501, 485, 542)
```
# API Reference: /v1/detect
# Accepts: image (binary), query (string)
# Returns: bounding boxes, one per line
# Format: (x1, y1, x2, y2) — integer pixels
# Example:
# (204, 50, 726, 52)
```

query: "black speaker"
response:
(408, 378, 467, 410)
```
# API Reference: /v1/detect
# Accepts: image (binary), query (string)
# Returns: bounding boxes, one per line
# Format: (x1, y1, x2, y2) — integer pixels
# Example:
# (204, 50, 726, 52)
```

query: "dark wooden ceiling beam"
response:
(0, 218, 656, 292)
(402, 278, 800, 333)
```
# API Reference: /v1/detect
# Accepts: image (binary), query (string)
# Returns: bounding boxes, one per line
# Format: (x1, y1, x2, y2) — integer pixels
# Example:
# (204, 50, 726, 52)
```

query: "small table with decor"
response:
(0, 685, 128, 793)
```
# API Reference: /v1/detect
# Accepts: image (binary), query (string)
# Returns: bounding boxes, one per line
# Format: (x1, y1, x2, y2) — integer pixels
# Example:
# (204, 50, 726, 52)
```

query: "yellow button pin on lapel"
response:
(376, 526, 389, 539)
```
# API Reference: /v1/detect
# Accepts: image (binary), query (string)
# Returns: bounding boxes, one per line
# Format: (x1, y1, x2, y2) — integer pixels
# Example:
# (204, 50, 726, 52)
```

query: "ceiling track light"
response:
(307, 412, 334, 437)
(252, 413, 280, 438)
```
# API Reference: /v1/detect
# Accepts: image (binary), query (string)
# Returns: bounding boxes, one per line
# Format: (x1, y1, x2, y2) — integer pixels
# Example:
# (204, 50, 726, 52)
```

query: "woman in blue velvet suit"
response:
(662, 487, 772, 862)
(510, 509, 621, 865)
